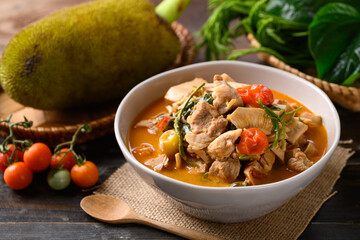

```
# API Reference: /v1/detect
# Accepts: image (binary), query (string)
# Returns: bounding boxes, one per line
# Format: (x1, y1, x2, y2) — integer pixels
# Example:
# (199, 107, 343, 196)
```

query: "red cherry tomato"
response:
(0, 153, 9, 173)
(24, 143, 52, 172)
(71, 161, 99, 188)
(51, 148, 76, 171)
(4, 162, 33, 190)
(237, 128, 269, 155)
(7, 144, 24, 161)
(156, 115, 172, 131)
(0, 144, 24, 173)
(237, 84, 274, 107)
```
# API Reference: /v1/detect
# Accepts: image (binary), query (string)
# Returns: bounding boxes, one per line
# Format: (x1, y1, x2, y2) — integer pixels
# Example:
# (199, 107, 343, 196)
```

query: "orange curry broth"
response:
(127, 89, 328, 187)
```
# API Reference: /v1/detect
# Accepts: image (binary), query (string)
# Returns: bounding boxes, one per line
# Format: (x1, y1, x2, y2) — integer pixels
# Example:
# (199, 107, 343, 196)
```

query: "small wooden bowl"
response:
(247, 34, 360, 112)
(0, 22, 195, 146)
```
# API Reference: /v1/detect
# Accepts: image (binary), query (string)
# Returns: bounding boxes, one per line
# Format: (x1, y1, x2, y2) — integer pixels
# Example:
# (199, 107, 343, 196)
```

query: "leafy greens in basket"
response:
(198, 0, 360, 85)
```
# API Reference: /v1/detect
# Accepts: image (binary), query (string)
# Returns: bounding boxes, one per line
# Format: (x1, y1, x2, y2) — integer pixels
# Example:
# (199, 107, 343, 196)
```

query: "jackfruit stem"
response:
(155, 0, 192, 23)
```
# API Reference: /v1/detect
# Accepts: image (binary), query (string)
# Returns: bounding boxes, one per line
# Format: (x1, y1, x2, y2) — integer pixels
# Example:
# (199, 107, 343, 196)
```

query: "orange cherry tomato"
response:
(24, 143, 52, 172)
(70, 161, 99, 188)
(51, 148, 76, 171)
(0, 144, 24, 173)
(4, 162, 33, 190)
(237, 84, 274, 107)
(237, 128, 269, 155)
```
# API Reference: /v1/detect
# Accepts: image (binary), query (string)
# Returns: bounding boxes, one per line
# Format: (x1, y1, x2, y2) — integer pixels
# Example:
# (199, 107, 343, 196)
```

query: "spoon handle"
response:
(131, 213, 224, 240)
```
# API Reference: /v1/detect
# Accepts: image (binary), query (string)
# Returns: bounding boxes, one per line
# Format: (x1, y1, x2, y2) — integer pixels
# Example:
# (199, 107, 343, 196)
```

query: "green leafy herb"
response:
(239, 155, 258, 160)
(309, 2, 360, 84)
(180, 123, 192, 136)
(257, 99, 302, 150)
(198, 0, 360, 85)
(174, 83, 205, 164)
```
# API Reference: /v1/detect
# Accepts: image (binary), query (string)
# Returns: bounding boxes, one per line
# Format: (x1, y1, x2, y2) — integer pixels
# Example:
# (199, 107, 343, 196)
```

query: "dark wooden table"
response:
(0, 1, 359, 239)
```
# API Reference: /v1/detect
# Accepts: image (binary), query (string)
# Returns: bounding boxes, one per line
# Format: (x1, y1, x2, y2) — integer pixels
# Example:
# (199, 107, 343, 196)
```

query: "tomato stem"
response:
(53, 123, 92, 168)
(0, 114, 33, 164)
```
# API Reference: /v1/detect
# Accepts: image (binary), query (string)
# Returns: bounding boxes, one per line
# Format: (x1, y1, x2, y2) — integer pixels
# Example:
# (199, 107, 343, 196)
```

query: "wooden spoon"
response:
(80, 194, 224, 240)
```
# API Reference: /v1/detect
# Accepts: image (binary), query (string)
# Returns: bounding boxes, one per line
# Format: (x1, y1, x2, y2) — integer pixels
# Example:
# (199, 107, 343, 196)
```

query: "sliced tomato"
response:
(237, 84, 274, 107)
(237, 128, 269, 155)
(155, 115, 172, 131)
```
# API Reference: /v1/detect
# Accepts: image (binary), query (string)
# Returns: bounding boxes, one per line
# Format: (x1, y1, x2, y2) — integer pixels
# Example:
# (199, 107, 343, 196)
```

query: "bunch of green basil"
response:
(198, 0, 360, 85)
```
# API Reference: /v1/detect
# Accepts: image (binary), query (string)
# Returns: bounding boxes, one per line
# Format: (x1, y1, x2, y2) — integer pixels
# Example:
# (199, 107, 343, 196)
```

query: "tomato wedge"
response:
(155, 115, 172, 131)
(237, 128, 269, 155)
(237, 84, 274, 107)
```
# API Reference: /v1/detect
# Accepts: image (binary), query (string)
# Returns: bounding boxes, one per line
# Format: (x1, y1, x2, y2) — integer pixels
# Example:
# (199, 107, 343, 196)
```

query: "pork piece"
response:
(287, 148, 313, 172)
(286, 118, 308, 144)
(272, 99, 296, 112)
(164, 78, 207, 103)
(145, 154, 169, 172)
(298, 112, 322, 127)
(187, 147, 212, 165)
(185, 101, 228, 150)
(271, 140, 287, 163)
(304, 142, 318, 158)
(272, 99, 298, 122)
(135, 119, 159, 134)
(209, 159, 241, 182)
(187, 100, 220, 133)
(207, 129, 242, 161)
(244, 151, 276, 184)
(211, 75, 243, 114)
(228, 107, 277, 135)
(186, 133, 214, 151)
(204, 73, 248, 90)
(188, 161, 207, 174)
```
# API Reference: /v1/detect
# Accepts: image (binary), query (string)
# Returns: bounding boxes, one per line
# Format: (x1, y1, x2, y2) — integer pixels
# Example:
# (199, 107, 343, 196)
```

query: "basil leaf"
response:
(266, 0, 360, 25)
(309, 3, 360, 84)
(322, 32, 360, 85)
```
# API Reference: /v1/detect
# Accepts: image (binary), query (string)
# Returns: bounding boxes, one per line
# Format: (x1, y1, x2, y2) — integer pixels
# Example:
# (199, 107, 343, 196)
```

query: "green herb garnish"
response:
(238, 155, 258, 160)
(198, 0, 360, 85)
(174, 83, 205, 165)
(257, 99, 302, 150)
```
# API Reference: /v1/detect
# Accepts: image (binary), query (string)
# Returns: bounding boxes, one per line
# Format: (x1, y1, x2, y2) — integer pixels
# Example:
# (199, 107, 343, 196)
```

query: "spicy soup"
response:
(127, 79, 327, 187)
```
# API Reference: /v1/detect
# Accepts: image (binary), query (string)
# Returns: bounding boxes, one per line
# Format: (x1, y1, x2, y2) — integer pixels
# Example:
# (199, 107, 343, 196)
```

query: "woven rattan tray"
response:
(247, 34, 360, 112)
(0, 22, 195, 146)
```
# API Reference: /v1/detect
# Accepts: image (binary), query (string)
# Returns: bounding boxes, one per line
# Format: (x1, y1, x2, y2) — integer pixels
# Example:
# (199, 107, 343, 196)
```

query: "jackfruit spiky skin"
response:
(0, 0, 180, 110)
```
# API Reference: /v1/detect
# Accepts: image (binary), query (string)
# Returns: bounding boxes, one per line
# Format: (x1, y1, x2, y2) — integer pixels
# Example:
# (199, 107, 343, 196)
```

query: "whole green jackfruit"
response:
(0, 0, 180, 110)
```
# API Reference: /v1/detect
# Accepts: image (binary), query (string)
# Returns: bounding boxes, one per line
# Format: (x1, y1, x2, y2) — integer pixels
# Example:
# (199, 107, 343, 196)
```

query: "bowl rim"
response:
(114, 60, 341, 192)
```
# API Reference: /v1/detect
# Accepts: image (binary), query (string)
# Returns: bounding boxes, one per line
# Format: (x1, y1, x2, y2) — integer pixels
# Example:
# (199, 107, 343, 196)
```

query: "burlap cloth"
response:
(94, 146, 354, 240)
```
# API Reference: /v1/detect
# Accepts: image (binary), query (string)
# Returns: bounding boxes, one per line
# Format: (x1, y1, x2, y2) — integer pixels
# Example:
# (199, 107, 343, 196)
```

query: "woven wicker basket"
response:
(247, 34, 360, 112)
(0, 22, 195, 146)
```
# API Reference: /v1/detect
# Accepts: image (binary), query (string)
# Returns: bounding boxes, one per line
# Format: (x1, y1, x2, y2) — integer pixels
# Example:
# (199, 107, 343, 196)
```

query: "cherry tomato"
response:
(0, 153, 9, 173)
(0, 144, 24, 173)
(237, 128, 269, 155)
(4, 162, 33, 190)
(51, 148, 76, 171)
(24, 143, 52, 172)
(71, 161, 99, 188)
(7, 144, 24, 161)
(156, 115, 172, 131)
(47, 168, 71, 190)
(237, 84, 274, 107)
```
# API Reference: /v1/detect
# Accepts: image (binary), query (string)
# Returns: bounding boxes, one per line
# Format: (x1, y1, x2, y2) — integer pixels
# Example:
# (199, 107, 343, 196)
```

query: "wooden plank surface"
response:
(0, 0, 359, 239)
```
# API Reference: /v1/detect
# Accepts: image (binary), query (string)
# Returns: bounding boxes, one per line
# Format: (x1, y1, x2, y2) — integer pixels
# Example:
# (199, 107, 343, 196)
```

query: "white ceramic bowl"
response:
(114, 61, 340, 223)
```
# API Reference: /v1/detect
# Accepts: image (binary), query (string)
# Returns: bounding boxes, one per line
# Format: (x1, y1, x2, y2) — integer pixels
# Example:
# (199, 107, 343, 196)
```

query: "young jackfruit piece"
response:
(0, 0, 181, 110)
